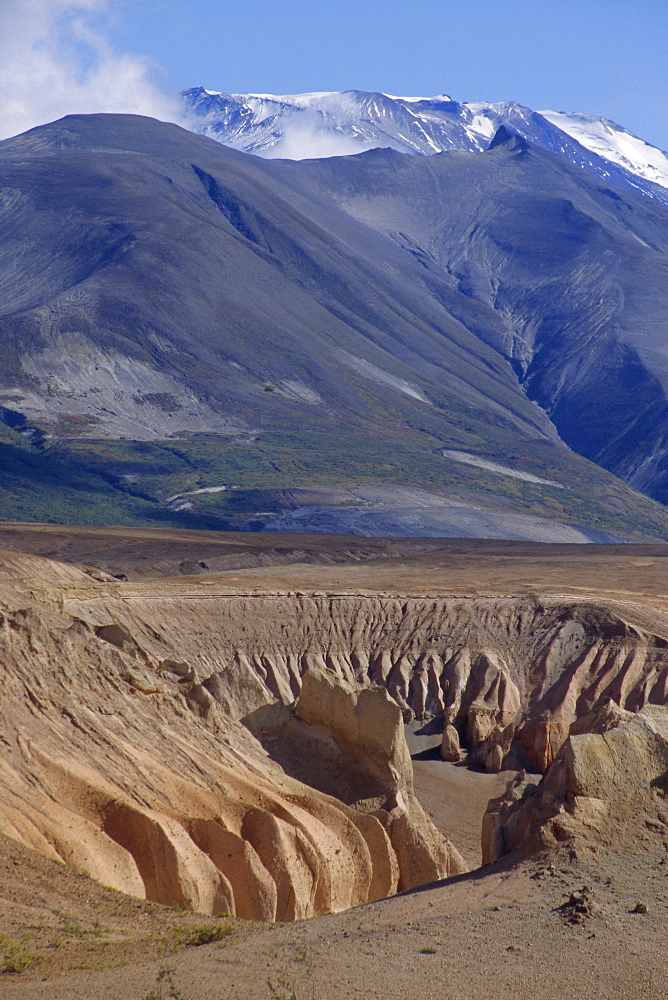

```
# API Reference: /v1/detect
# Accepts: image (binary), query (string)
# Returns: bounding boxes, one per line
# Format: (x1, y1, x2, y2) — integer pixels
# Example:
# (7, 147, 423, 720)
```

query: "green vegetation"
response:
(168, 922, 234, 949)
(142, 965, 186, 1000)
(264, 942, 316, 999)
(0, 936, 42, 974)
(267, 974, 299, 1000)
(2, 384, 668, 542)
(53, 910, 104, 939)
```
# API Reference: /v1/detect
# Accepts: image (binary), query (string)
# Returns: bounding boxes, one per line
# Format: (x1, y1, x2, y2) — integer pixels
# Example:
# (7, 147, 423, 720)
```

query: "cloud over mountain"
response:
(0, 0, 181, 139)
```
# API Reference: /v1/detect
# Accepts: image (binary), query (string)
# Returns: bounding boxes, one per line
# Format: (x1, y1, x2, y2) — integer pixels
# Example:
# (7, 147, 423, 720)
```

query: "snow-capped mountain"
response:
(539, 110, 668, 189)
(4, 113, 668, 537)
(181, 88, 668, 205)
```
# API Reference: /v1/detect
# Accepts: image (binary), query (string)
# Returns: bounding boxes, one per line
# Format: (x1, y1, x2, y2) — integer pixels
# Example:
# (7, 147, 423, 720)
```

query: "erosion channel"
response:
(3, 543, 668, 927)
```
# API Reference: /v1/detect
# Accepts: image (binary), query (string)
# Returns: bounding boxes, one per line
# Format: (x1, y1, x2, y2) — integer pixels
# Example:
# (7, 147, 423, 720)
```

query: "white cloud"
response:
(0, 0, 182, 140)
(253, 110, 375, 160)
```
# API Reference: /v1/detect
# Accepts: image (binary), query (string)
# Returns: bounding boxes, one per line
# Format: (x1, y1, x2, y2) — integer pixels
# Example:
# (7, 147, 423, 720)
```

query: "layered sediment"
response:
(0, 558, 469, 921)
(2, 550, 668, 921)
(64, 591, 668, 773)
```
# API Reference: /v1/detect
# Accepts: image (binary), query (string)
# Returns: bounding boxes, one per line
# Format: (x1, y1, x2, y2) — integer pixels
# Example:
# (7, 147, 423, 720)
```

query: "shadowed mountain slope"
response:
(271, 130, 668, 502)
(0, 114, 667, 538)
(183, 89, 668, 206)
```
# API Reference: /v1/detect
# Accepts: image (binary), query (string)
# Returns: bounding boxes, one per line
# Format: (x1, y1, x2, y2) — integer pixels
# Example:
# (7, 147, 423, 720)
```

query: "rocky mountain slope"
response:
(182, 89, 668, 206)
(0, 116, 665, 538)
(1, 114, 668, 537)
(276, 131, 668, 504)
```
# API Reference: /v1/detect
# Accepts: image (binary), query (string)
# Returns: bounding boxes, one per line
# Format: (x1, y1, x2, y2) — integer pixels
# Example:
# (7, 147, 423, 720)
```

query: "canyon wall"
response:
(64, 591, 668, 773)
(1, 564, 470, 922)
(2, 554, 668, 920)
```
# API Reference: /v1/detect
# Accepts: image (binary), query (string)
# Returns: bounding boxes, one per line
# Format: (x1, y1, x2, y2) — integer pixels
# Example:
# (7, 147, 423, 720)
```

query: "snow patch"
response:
(382, 93, 453, 103)
(182, 88, 668, 203)
(540, 110, 668, 190)
(166, 485, 228, 503)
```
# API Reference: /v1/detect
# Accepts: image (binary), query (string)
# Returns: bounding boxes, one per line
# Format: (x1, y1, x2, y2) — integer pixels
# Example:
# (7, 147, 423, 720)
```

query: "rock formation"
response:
(441, 724, 462, 762)
(295, 667, 415, 802)
(0, 552, 466, 922)
(57, 590, 668, 774)
(2, 546, 668, 921)
(482, 704, 668, 863)
(291, 668, 466, 888)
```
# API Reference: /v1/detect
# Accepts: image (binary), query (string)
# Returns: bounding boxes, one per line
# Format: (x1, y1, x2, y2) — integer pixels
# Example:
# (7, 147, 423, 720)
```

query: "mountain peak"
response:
(488, 125, 531, 153)
(181, 88, 668, 205)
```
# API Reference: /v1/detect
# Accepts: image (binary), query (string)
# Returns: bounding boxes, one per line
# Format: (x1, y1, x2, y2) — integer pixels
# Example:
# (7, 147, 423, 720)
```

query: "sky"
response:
(0, 0, 667, 150)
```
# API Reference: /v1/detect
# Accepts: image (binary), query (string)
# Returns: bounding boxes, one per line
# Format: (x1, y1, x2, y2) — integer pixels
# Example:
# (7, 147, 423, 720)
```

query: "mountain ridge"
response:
(181, 87, 668, 207)
(0, 113, 667, 539)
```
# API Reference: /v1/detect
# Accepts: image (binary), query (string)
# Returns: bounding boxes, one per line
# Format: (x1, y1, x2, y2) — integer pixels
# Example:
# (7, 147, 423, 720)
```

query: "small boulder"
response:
(485, 743, 504, 774)
(441, 724, 462, 762)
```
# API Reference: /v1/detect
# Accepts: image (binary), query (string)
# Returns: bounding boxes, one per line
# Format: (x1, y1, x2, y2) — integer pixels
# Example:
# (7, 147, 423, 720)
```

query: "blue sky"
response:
(110, 0, 668, 149)
(0, 0, 666, 149)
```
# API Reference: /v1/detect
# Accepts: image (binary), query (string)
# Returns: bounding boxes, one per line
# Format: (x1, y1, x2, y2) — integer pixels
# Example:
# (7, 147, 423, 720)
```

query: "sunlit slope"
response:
(277, 129, 668, 504)
(0, 114, 667, 538)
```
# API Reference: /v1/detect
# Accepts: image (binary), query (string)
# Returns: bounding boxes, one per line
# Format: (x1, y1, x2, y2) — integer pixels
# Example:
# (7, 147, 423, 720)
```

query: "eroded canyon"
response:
(1, 527, 668, 998)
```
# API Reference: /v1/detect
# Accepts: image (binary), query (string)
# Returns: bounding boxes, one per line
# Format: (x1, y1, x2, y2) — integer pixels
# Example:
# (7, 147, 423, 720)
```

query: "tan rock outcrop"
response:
(441, 724, 462, 762)
(386, 804, 462, 892)
(464, 650, 521, 748)
(569, 697, 634, 736)
(475, 724, 515, 774)
(295, 667, 414, 800)
(292, 668, 466, 885)
(482, 704, 668, 863)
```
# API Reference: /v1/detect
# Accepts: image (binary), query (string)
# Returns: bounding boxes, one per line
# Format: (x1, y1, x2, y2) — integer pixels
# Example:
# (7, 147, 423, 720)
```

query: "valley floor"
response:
(2, 836, 667, 999)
